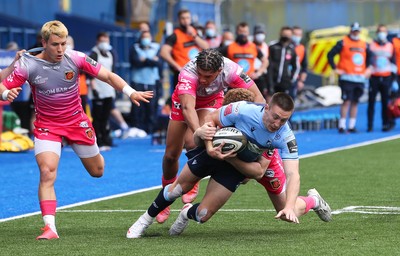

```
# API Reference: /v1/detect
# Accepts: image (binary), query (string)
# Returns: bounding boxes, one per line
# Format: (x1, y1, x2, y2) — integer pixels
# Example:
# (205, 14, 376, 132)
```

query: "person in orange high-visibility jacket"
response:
(160, 9, 209, 93)
(327, 22, 374, 134)
(367, 24, 397, 132)
(220, 22, 268, 90)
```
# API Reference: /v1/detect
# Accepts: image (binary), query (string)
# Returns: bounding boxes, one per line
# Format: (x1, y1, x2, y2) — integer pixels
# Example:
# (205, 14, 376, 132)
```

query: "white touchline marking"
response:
(57, 209, 276, 213)
(57, 206, 400, 215)
(332, 206, 400, 215)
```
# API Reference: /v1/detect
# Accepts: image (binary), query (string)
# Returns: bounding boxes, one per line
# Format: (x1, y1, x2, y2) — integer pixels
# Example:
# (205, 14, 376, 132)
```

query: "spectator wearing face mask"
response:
(220, 22, 268, 82)
(267, 26, 300, 100)
(291, 26, 308, 100)
(253, 24, 269, 98)
(367, 24, 396, 132)
(88, 32, 117, 150)
(218, 30, 234, 49)
(129, 30, 161, 134)
(204, 20, 222, 49)
(327, 22, 374, 134)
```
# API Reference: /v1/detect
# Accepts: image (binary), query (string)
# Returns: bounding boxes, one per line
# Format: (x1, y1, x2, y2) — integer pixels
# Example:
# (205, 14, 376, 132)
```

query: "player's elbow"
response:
(248, 168, 265, 181)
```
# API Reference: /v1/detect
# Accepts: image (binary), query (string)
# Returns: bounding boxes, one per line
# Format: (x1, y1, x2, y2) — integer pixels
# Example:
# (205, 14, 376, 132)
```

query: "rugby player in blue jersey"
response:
(126, 92, 331, 238)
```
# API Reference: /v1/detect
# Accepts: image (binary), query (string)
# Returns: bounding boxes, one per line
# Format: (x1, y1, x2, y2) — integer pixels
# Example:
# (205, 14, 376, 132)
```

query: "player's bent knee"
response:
(163, 153, 180, 163)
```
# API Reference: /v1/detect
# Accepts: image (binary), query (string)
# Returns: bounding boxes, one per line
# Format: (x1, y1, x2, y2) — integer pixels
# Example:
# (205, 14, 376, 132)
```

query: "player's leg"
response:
(162, 119, 187, 181)
(74, 144, 104, 178)
(170, 161, 244, 236)
(127, 163, 201, 238)
(169, 178, 234, 236)
(158, 120, 187, 223)
(34, 138, 62, 240)
(181, 108, 211, 204)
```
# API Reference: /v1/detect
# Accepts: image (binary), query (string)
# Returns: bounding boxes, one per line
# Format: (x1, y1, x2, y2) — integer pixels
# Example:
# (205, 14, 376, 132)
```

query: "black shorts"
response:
(339, 80, 365, 102)
(185, 147, 246, 192)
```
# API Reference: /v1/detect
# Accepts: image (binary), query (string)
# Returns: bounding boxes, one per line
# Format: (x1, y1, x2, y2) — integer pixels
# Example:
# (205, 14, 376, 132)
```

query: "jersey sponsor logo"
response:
(287, 139, 298, 153)
(224, 104, 233, 116)
(43, 65, 60, 70)
(34, 75, 48, 85)
(177, 78, 192, 91)
(79, 121, 89, 128)
(265, 169, 275, 178)
(85, 128, 94, 139)
(173, 101, 181, 109)
(85, 56, 98, 67)
(269, 178, 281, 190)
(64, 70, 75, 80)
(38, 86, 69, 95)
(239, 72, 251, 83)
(266, 148, 274, 156)
(7, 72, 14, 82)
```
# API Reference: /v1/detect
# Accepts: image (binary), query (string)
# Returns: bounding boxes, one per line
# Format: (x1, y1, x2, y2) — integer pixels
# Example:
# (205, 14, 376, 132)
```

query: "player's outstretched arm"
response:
(95, 66, 153, 106)
(0, 50, 25, 81)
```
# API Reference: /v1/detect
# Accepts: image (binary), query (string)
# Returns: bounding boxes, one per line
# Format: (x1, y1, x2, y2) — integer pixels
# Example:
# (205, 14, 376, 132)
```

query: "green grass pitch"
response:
(1, 139, 400, 256)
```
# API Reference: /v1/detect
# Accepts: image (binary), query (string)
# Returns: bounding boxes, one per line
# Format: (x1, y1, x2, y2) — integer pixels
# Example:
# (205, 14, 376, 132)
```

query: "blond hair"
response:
(41, 20, 68, 41)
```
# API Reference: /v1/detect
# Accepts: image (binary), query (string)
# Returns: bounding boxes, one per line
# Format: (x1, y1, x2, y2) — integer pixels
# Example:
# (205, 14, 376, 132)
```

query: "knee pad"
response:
(164, 184, 183, 201)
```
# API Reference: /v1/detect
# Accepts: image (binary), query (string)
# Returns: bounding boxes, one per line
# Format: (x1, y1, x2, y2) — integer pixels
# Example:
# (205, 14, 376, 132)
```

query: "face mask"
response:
(205, 28, 216, 38)
(223, 40, 233, 46)
(141, 38, 151, 47)
(292, 35, 301, 45)
(280, 36, 290, 43)
(377, 32, 387, 42)
(254, 33, 265, 43)
(236, 34, 248, 45)
(350, 34, 360, 40)
(98, 42, 112, 51)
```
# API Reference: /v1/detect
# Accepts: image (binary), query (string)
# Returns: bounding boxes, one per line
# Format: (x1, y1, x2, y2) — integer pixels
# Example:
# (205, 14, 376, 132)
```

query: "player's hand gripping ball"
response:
(212, 127, 247, 153)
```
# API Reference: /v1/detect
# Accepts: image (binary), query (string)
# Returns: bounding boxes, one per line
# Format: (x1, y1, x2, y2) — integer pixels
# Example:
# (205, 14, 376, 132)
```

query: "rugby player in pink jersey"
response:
(0, 20, 153, 240)
(157, 49, 265, 224)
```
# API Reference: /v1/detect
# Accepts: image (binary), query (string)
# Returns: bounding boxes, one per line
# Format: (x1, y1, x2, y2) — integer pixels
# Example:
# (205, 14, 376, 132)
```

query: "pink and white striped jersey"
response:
(172, 57, 255, 109)
(3, 49, 101, 126)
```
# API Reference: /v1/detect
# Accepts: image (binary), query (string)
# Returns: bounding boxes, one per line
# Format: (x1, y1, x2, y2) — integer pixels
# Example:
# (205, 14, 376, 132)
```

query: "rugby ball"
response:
(212, 127, 247, 153)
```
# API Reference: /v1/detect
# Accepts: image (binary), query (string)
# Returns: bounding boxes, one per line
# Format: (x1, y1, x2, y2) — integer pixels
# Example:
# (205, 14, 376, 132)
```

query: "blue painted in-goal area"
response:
(0, 102, 398, 220)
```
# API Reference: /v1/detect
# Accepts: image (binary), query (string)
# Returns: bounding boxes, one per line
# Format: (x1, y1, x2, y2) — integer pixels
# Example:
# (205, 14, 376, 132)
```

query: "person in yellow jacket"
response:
(327, 22, 374, 133)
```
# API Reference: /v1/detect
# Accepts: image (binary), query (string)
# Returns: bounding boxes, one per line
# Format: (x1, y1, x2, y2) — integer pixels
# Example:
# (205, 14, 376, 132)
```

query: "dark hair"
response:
(96, 31, 109, 40)
(269, 92, 294, 112)
(236, 22, 248, 32)
(292, 25, 302, 31)
(178, 9, 190, 18)
(196, 49, 224, 72)
(280, 26, 293, 33)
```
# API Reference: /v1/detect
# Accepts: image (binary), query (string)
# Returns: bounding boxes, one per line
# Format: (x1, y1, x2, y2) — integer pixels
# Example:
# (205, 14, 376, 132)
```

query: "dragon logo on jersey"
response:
(85, 128, 94, 139)
(269, 178, 281, 190)
(65, 70, 75, 80)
